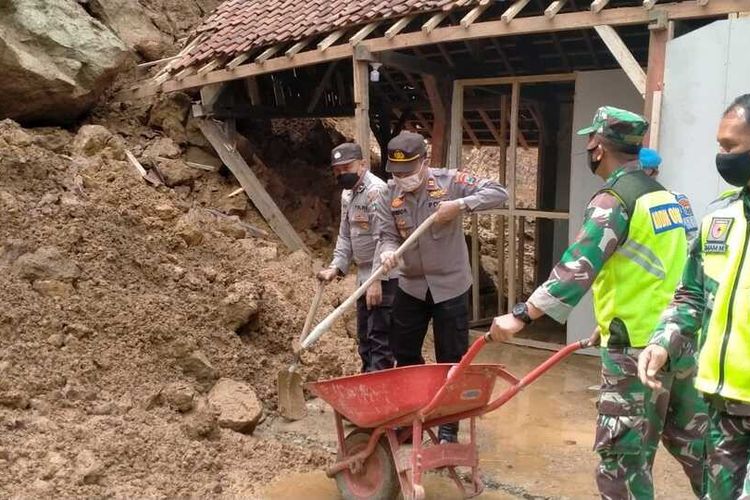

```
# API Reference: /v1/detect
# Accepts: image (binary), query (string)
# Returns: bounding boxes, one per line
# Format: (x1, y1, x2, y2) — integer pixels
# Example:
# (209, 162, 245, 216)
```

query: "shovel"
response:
(278, 279, 326, 420)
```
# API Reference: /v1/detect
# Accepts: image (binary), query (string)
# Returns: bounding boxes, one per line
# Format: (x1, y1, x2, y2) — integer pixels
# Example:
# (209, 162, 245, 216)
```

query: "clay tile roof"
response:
(172, 0, 482, 72)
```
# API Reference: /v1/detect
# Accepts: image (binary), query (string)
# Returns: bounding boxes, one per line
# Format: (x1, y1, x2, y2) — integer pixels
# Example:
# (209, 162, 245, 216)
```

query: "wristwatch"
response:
(511, 302, 533, 325)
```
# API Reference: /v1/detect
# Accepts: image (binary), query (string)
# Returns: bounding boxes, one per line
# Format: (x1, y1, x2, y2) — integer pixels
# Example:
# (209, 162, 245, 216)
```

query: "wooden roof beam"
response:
(697, 0, 709, 4)
(643, 0, 658, 9)
(349, 22, 380, 45)
(422, 12, 448, 33)
(226, 52, 253, 69)
(545, 0, 568, 18)
(377, 51, 450, 76)
(463, 119, 481, 147)
(385, 15, 415, 38)
(594, 24, 646, 96)
(256, 45, 281, 63)
(285, 39, 311, 57)
(318, 29, 345, 51)
(591, 0, 610, 13)
(502, 0, 533, 23)
(461, 2, 491, 28)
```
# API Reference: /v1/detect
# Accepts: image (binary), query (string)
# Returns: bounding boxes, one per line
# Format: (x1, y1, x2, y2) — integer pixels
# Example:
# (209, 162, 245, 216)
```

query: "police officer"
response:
(377, 131, 507, 443)
(317, 143, 398, 372)
(640, 94, 750, 499)
(488, 107, 707, 498)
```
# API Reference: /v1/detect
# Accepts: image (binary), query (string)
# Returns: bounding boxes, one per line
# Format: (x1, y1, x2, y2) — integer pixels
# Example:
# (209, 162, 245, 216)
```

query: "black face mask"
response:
(716, 150, 750, 187)
(587, 148, 601, 175)
(336, 172, 360, 190)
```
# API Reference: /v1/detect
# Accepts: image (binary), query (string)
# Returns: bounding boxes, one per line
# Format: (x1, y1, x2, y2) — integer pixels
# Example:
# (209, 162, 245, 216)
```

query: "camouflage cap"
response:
(577, 106, 649, 152)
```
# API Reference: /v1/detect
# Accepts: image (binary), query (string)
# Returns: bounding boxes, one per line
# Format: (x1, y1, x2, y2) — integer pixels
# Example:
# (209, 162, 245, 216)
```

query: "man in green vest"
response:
(488, 106, 707, 498)
(639, 93, 750, 499)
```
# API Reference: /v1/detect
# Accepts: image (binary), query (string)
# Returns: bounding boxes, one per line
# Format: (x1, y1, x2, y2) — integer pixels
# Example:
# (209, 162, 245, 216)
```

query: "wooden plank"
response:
(591, 0, 611, 12)
(377, 51, 448, 76)
(423, 74, 449, 166)
(697, 0, 709, 5)
(643, 0, 658, 9)
(649, 89, 663, 149)
(349, 22, 380, 45)
(594, 25, 646, 97)
(457, 73, 576, 86)
(643, 19, 672, 142)
(306, 61, 339, 113)
(256, 45, 281, 63)
(137, 55, 181, 69)
(517, 216, 525, 299)
(123, 0, 750, 99)
(385, 16, 415, 38)
(245, 77, 262, 106)
(502, 0, 533, 23)
(479, 109, 504, 146)
(462, 4, 490, 27)
(448, 81, 464, 169)
(353, 58, 371, 159)
(318, 29, 345, 51)
(226, 52, 252, 69)
(507, 82, 520, 309)
(545, 0, 568, 18)
(227, 187, 245, 198)
(422, 12, 448, 33)
(497, 95, 509, 314)
(285, 39, 311, 57)
(471, 214, 480, 321)
(197, 120, 307, 252)
(125, 150, 148, 178)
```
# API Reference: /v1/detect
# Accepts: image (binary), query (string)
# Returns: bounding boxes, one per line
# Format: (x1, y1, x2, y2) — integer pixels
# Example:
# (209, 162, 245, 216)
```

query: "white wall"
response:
(658, 17, 750, 219)
(567, 70, 644, 344)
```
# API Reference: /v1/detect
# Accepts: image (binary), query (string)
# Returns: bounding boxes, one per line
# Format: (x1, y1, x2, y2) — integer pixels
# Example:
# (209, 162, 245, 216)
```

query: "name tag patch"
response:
(649, 203, 684, 234)
(705, 217, 734, 254)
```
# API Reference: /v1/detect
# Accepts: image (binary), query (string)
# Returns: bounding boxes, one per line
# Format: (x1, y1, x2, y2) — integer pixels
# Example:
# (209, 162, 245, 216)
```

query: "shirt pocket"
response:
(392, 212, 414, 239)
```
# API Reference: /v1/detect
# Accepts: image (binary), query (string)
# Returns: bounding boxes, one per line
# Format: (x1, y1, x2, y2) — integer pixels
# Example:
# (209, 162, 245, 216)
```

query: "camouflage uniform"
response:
(651, 189, 750, 500)
(529, 107, 707, 499)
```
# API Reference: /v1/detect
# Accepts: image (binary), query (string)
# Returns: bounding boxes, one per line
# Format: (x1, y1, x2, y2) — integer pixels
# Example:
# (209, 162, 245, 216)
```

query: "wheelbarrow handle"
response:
(300, 213, 439, 350)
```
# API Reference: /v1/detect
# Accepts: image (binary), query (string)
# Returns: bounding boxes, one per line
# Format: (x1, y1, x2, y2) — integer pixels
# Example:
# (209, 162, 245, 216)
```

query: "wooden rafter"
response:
(462, 118, 481, 147)
(256, 45, 281, 63)
(436, 44, 456, 68)
(422, 12, 448, 33)
(478, 109, 504, 146)
(461, 3, 491, 27)
(197, 59, 222, 75)
(349, 22, 380, 45)
(502, 0, 533, 22)
(385, 15, 415, 38)
(643, 0, 658, 9)
(122, 0, 750, 99)
(591, 0, 610, 13)
(226, 52, 253, 69)
(318, 29, 345, 50)
(697, 0, 709, 4)
(545, 0, 568, 17)
(285, 39, 310, 57)
(489, 38, 515, 74)
(594, 24, 647, 96)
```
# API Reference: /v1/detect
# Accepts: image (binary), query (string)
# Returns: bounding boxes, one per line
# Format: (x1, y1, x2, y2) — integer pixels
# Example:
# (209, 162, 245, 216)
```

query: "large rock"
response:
(14, 246, 81, 283)
(0, 0, 129, 125)
(88, 0, 173, 61)
(207, 379, 262, 434)
(71, 125, 113, 157)
(148, 93, 192, 144)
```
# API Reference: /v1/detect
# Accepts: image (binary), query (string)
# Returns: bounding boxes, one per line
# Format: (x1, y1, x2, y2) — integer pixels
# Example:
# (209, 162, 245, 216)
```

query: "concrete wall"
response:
(658, 17, 750, 219)
(567, 70, 644, 344)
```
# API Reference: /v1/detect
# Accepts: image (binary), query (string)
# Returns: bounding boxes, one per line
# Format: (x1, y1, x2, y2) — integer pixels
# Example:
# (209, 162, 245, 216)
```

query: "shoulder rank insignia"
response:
(705, 217, 733, 254)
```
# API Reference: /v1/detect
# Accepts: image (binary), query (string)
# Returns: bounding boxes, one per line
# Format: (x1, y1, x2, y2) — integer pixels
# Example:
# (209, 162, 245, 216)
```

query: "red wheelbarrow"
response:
(307, 335, 591, 500)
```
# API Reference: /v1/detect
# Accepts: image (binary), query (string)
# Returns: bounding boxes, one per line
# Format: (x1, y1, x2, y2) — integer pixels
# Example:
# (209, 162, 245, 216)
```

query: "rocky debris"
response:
(33, 280, 76, 298)
(14, 247, 81, 283)
(31, 127, 74, 153)
(185, 146, 221, 170)
(145, 137, 181, 159)
(72, 125, 114, 156)
(156, 158, 203, 187)
(88, 0, 172, 60)
(0, 120, 33, 146)
(0, 391, 30, 409)
(207, 378, 263, 434)
(221, 281, 261, 332)
(163, 382, 196, 412)
(47, 333, 65, 348)
(0, 0, 128, 125)
(178, 350, 218, 384)
(154, 202, 180, 221)
(41, 451, 67, 480)
(75, 449, 105, 485)
(148, 93, 192, 144)
(182, 398, 219, 440)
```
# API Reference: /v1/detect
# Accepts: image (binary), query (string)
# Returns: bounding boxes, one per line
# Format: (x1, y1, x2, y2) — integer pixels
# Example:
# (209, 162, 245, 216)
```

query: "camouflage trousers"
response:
(595, 347, 708, 499)
(705, 402, 750, 499)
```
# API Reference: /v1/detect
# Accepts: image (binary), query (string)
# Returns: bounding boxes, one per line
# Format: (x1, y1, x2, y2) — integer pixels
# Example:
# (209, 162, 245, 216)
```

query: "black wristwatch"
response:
(512, 302, 533, 325)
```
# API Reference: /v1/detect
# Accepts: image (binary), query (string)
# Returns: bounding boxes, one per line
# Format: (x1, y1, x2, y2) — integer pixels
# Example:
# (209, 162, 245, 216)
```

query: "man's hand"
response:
(380, 250, 399, 273)
(317, 267, 338, 282)
(366, 280, 382, 310)
(638, 345, 669, 390)
(588, 328, 601, 347)
(435, 200, 463, 224)
(488, 313, 526, 343)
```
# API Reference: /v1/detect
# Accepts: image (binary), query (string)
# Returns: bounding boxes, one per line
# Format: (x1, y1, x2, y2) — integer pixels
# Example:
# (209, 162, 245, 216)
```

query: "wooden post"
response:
(497, 95, 509, 314)
(517, 216, 525, 299)
(507, 82, 521, 309)
(423, 74, 449, 167)
(643, 18, 673, 146)
(198, 120, 307, 253)
(353, 56, 371, 160)
(471, 214, 480, 321)
(448, 81, 464, 169)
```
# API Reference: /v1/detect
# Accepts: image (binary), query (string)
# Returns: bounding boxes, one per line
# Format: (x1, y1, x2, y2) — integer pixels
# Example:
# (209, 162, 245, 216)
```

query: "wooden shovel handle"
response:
(298, 280, 326, 345)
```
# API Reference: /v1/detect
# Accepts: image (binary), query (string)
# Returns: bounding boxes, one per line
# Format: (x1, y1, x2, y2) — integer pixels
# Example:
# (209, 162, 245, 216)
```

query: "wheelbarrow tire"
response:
(335, 429, 399, 500)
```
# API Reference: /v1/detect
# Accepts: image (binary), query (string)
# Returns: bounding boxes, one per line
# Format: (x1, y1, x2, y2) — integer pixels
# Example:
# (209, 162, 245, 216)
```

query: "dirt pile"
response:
(0, 118, 360, 497)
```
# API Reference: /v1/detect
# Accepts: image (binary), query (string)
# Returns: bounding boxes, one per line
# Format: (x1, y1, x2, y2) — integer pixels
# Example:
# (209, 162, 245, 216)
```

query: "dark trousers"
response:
(355, 278, 397, 372)
(389, 288, 469, 366)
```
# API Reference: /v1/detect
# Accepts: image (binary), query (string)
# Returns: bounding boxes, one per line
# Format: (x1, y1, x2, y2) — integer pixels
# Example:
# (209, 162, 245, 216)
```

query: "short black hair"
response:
(723, 94, 750, 124)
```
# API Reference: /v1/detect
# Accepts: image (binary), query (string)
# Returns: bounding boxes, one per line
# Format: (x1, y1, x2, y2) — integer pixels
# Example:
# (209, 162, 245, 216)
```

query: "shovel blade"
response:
(277, 369, 306, 420)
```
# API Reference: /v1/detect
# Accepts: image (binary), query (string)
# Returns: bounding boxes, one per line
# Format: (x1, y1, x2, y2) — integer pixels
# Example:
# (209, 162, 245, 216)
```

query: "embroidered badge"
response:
(429, 188, 446, 199)
(455, 172, 478, 185)
(426, 178, 437, 190)
(674, 194, 698, 234)
(705, 217, 734, 254)
(391, 197, 404, 209)
(649, 203, 684, 234)
(358, 222, 370, 231)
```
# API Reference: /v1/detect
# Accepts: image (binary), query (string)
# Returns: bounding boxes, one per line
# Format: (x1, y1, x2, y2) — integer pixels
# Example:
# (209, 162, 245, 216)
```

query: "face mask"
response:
(394, 169, 423, 192)
(716, 150, 750, 187)
(587, 148, 601, 175)
(336, 172, 360, 190)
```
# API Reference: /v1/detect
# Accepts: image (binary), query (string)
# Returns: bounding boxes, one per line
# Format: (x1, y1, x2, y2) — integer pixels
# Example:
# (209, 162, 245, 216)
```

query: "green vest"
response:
(695, 189, 750, 402)
(593, 170, 688, 348)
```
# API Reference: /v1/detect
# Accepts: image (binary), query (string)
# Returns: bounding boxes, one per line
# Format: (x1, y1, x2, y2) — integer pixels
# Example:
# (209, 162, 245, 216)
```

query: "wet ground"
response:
(258, 336, 695, 499)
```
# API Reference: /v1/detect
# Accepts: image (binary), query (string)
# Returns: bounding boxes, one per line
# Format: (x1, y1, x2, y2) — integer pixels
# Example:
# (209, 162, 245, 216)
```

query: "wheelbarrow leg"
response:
(411, 420, 425, 500)
(334, 411, 347, 455)
(386, 428, 419, 499)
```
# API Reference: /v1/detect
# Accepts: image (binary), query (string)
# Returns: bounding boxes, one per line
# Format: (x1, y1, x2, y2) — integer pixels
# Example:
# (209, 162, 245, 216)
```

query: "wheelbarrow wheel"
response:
(335, 429, 399, 500)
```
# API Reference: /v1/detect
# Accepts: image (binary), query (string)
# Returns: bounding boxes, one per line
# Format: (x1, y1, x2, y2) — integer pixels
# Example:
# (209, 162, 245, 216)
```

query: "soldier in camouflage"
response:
(488, 106, 707, 498)
(640, 94, 750, 500)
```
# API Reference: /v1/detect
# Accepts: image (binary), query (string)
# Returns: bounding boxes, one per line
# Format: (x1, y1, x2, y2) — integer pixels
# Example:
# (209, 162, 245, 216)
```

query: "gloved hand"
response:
(317, 267, 339, 282)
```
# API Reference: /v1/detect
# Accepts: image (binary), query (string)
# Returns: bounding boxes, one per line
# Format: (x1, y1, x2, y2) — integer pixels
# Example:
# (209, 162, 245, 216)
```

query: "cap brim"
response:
(576, 125, 597, 136)
(331, 158, 356, 167)
(386, 158, 420, 173)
